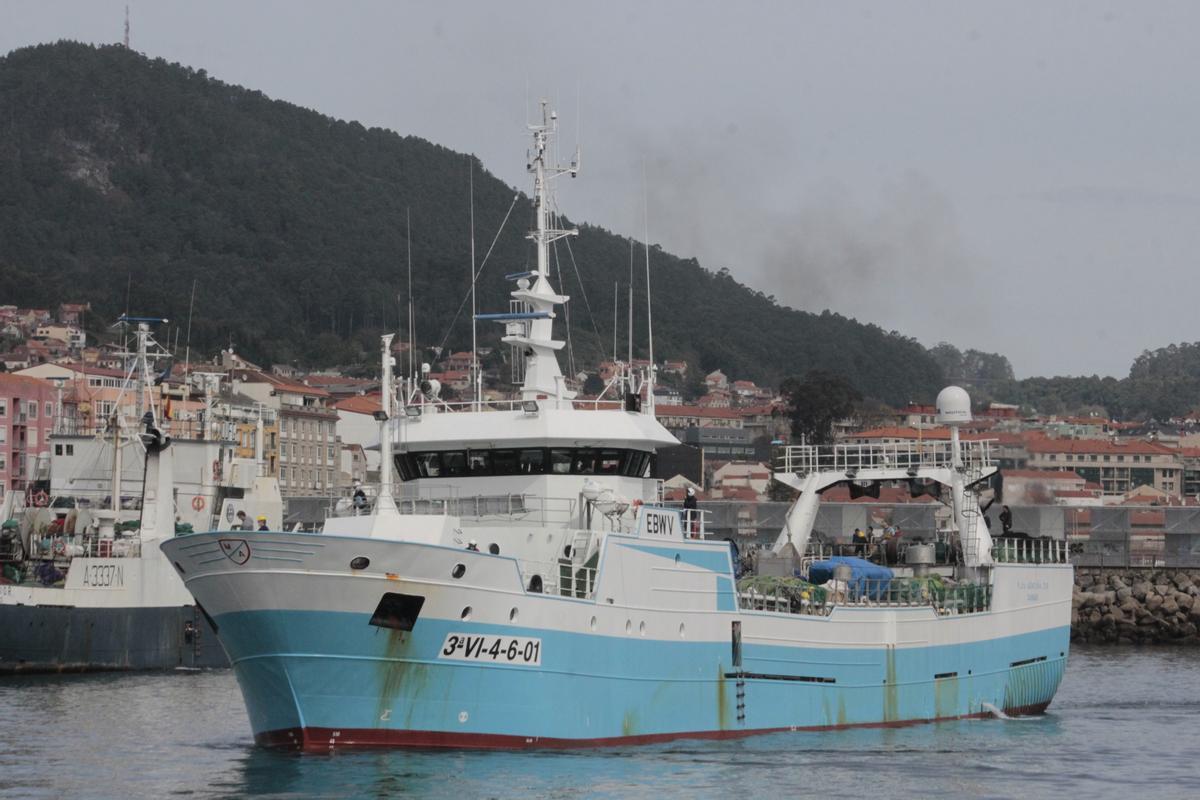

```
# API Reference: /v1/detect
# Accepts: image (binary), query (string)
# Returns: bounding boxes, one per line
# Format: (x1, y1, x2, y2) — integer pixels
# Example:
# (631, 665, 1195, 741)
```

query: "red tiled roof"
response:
(1002, 469, 1083, 481)
(302, 374, 377, 387)
(233, 369, 330, 397)
(335, 394, 383, 415)
(989, 432, 1028, 446)
(0, 373, 55, 391)
(26, 361, 126, 378)
(655, 404, 742, 420)
(736, 404, 781, 417)
(1025, 438, 1176, 456)
(846, 426, 993, 441)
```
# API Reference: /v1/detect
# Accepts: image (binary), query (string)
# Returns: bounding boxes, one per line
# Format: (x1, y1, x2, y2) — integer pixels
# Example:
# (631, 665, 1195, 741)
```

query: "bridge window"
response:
(397, 447, 653, 481)
(550, 448, 573, 474)
(519, 448, 545, 474)
(468, 450, 491, 475)
(442, 451, 468, 476)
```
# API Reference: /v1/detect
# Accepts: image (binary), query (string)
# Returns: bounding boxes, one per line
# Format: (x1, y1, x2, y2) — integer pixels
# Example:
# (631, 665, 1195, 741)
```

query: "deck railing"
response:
(776, 440, 995, 477)
(329, 492, 581, 526)
(402, 398, 628, 415)
(992, 537, 1069, 564)
(739, 578, 992, 617)
(29, 534, 142, 561)
(513, 558, 598, 599)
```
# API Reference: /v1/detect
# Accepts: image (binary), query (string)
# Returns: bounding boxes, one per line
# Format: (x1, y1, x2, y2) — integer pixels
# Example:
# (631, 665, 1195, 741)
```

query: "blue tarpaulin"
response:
(805, 556, 894, 600)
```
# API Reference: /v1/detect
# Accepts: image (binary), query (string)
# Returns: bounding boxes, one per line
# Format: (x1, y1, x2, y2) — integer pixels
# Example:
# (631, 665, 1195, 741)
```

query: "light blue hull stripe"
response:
(216, 609, 1070, 740)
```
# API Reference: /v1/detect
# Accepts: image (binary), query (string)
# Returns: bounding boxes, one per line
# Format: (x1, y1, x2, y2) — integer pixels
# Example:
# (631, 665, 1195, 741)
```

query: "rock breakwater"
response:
(1073, 568, 1200, 644)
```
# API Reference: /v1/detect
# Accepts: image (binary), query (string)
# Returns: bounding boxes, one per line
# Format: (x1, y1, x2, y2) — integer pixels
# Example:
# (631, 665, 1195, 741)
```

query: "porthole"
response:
(461, 606, 472, 620)
(625, 619, 632, 634)
(564, 544, 573, 558)
(350, 556, 370, 570)
(509, 607, 519, 622)
(451, 563, 466, 579)
(589, 616, 597, 631)
(639, 621, 646, 637)
(489, 543, 500, 555)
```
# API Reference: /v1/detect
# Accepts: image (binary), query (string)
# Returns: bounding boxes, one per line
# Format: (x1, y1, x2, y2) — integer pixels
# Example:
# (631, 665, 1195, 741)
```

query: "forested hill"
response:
(0, 41, 947, 404)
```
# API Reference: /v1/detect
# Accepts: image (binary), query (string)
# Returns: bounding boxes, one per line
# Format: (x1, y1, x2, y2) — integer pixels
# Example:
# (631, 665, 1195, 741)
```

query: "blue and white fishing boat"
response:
(162, 104, 1072, 749)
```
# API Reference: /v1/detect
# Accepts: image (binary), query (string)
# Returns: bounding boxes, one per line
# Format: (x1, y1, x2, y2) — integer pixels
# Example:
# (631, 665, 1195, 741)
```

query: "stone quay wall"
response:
(1072, 567, 1200, 644)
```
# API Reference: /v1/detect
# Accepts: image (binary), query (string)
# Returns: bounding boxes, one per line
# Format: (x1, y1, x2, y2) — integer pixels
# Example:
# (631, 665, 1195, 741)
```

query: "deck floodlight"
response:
(372, 410, 389, 422)
(404, 406, 422, 418)
(522, 400, 539, 414)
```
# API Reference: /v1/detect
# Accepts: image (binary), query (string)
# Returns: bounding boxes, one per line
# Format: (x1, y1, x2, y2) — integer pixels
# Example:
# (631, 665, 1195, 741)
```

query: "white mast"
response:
(406, 207, 415, 381)
(497, 100, 579, 404)
(643, 166, 655, 412)
(376, 333, 398, 514)
(469, 162, 481, 409)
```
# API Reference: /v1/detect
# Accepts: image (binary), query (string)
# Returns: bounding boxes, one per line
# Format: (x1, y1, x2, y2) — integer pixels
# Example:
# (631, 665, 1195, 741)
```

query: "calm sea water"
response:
(0, 646, 1196, 799)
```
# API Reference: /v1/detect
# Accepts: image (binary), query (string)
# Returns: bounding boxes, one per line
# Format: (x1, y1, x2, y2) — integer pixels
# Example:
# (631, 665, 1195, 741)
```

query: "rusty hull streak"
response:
(374, 629, 428, 729)
(716, 662, 729, 731)
(883, 648, 898, 723)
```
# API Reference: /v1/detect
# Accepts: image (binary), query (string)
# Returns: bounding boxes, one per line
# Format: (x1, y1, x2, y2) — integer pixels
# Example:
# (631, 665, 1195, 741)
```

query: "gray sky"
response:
(4, 0, 1198, 378)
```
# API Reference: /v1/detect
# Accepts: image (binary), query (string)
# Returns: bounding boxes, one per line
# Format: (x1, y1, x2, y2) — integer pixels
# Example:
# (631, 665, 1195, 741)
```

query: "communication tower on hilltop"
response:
(123, 5, 130, 49)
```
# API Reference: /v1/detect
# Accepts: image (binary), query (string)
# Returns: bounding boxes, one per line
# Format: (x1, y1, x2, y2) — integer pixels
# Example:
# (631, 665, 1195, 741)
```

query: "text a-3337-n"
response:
(439, 634, 542, 666)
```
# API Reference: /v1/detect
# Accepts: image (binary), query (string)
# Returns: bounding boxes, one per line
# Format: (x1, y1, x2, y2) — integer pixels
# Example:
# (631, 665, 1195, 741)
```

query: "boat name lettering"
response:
(0, 584, 11, 597)
(81, 563, 124, 588)
(439, 634, 541, 666)
(642, 510, 676, 538)
(1017, 580, 1049, 591)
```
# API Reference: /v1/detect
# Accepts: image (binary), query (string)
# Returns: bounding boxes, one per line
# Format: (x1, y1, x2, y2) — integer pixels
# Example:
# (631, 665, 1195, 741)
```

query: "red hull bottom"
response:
(255, 701, 1053, 752)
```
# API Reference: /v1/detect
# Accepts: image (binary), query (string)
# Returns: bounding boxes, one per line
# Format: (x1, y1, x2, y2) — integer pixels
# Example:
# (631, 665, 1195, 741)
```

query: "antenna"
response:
(406, 207, 414, 380)
(643, 161, 655, 410)
(183, 277, 196, 387)
(626, 239, 633, 372)
(573, 81, 582, 177)
(469, 158, 480, 408)
(612, 281, 618, 363)
(123, 4, 130, 49)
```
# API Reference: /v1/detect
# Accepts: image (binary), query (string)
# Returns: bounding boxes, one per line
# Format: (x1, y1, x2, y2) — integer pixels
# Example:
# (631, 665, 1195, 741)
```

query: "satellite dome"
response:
(935, 385, 972, 426)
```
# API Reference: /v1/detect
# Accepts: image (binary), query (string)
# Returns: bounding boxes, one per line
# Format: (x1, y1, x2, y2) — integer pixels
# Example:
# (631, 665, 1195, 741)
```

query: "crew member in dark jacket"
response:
(683, 487, 699, 536)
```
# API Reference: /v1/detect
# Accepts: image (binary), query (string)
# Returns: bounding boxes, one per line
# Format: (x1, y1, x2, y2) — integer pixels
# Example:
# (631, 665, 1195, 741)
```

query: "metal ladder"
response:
(559, 530, 595, 597)
(959, 462, 987, 564)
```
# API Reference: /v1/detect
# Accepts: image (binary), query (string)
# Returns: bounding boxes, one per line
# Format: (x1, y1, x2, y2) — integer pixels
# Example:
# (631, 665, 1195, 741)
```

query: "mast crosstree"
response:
(479, 100, 579, 403)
